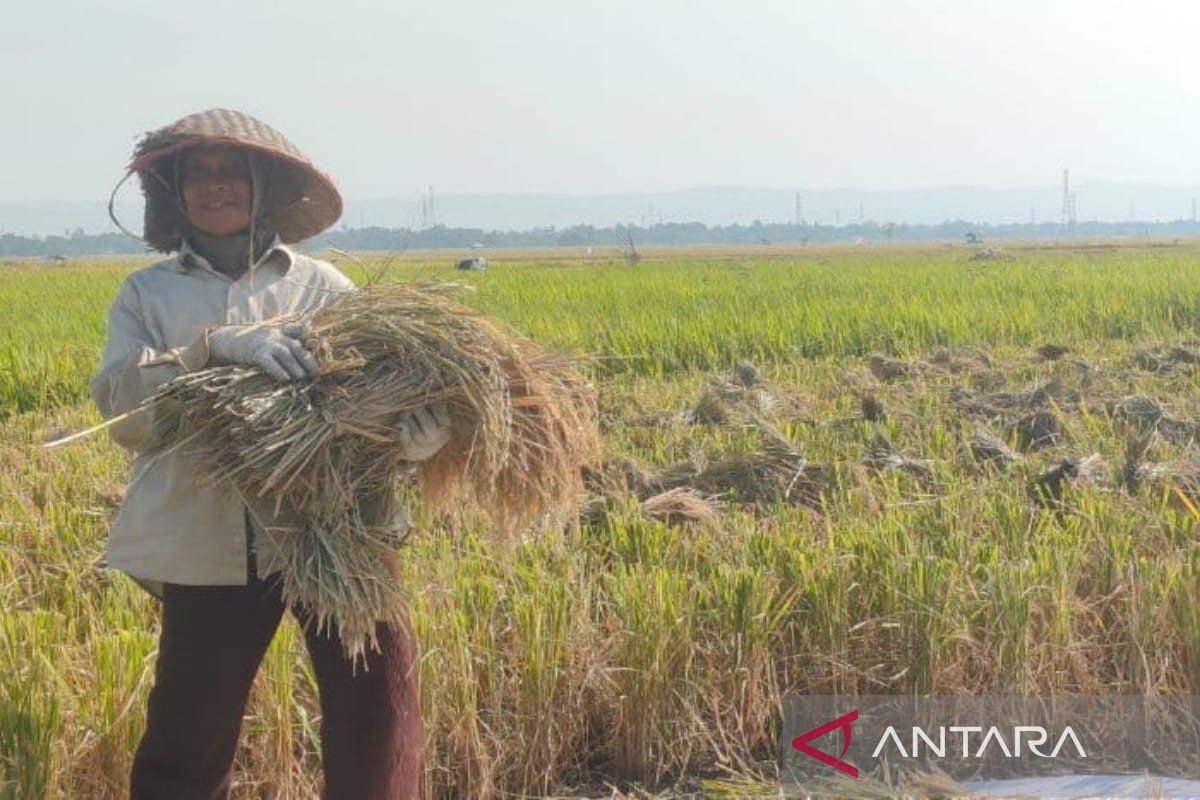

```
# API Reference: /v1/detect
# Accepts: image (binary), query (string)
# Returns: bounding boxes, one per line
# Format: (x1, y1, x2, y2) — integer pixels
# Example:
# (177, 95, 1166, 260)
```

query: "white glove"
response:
(397, 403, 452, 461)
(207, 322, 318, 382)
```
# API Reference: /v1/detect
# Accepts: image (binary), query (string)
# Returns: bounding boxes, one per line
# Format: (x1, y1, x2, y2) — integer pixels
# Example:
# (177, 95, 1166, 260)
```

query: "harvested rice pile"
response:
(149, 281, 600, 658)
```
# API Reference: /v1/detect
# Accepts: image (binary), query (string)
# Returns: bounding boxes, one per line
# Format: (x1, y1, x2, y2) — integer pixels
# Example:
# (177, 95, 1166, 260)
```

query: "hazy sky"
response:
(7, 0, 1200, 205)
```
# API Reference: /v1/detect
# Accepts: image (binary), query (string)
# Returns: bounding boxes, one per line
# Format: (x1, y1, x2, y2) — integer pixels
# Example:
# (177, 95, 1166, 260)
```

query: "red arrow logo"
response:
(791, 708, 859, 778)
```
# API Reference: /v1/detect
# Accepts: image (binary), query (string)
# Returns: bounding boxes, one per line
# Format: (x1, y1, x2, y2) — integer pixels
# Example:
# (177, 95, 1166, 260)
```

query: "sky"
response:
(6, 0, 1200, 209)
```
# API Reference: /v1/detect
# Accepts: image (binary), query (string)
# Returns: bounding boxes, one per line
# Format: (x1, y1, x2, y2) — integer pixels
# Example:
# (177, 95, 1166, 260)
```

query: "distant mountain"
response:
(345, 184, 1200, 230)
(5, 183, 1200, 236)
(0, 200, 141, 238)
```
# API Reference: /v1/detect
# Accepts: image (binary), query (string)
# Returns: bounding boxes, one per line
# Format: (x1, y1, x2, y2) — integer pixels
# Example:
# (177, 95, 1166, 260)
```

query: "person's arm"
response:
(89, 280, 210, 453)
(308, 257, 358, 304)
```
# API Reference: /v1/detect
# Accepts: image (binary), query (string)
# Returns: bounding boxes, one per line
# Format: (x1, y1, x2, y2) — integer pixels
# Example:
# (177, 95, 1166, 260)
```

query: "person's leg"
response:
(130, 578, 285, 800)
(297, 602, 422, 799)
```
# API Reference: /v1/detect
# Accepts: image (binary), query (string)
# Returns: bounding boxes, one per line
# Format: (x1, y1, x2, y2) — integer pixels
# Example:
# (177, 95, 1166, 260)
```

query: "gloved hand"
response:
(207, 321, 318, 382)
(397, 403, 452, 461)
(356, 486, 412, 546)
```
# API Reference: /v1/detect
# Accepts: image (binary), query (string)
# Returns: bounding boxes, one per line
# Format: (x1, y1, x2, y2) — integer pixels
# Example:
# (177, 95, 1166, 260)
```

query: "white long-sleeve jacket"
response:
(90, 238, 355, 587)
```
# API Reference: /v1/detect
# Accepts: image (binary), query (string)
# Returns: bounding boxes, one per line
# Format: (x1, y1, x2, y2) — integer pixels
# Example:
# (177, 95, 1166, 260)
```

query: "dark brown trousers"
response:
(129, 574, 421, 799)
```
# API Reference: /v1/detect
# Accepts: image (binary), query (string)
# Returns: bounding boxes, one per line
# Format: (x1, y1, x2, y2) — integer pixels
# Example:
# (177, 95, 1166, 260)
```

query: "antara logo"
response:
(871, 725, 1088, 759)
(791, 708, 1090, 778)
(791, 709, 860, 778)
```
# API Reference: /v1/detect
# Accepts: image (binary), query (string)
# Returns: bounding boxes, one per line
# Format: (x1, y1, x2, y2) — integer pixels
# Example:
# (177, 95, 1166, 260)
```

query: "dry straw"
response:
(149, 281, 600, 658)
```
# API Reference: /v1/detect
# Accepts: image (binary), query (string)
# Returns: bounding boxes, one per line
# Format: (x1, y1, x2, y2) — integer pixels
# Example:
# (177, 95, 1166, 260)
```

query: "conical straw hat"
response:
(124, 108, 343, 252)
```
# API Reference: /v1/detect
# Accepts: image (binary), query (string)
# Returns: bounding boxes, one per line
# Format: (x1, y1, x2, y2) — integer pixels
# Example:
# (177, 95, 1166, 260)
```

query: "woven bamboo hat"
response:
(124, 108, 343, 252)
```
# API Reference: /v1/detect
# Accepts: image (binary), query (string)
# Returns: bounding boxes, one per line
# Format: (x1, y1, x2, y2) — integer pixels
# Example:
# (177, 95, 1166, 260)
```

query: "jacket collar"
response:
(170, 234, 295, 275)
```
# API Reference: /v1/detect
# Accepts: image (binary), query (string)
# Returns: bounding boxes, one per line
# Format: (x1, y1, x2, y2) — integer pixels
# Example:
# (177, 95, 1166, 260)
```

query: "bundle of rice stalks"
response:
(679, 361, 803, 425)
(149, 281, 600, 657)
(867, 353, 917, 382)
(1131, 345, 1200, 373)
(1030, 453, 1109, 507)
(584, 426, 826, 511)
(1008, 408, 1063, 451)
(1124, 455, 1200, 514)
(680, 389, 733, 425)
(1111, 394, 1198, 446)
(1036, 343, 1070, 361)
(1131, 348, 1173, 373)
(860, 393, 887, 422)
(968, 427, 1021, 468)
(950, 379, 1079, 422)
(728, 359, 762, 388)
(640, 487, 722, 528)
(688, 432, 829, 509)
(1022, 377, 1078, 407)
(1112, 394, 1165, 430)
(1170, 344, 1200, 365)
(863, 433, 934, 481)
(924, 345, 992, 374)
(949, 387, 1006, 420)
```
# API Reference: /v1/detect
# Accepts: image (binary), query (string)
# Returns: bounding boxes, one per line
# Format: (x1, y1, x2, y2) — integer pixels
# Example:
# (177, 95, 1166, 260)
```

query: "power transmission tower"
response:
(795, 192, 804, 226)
(1065, 167, 1075, 227)
(1060, 168, 1076, 231)
(1192, 197, 1196, 223)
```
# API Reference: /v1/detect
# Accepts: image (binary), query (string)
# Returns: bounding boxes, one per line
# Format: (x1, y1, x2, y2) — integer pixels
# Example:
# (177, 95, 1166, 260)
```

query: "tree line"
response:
(6, 219, 1200, 258)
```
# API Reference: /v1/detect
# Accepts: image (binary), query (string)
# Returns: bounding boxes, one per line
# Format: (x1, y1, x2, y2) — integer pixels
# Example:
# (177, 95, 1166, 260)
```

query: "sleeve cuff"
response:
(140, 329, 214, 373)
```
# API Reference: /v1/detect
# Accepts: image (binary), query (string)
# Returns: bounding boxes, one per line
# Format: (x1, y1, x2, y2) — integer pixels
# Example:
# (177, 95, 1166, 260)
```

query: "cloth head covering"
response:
(122, 108, 342, 253)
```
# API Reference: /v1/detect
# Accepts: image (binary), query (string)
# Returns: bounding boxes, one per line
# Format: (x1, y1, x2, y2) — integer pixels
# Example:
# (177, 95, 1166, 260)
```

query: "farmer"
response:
(90, 108, 445, 799)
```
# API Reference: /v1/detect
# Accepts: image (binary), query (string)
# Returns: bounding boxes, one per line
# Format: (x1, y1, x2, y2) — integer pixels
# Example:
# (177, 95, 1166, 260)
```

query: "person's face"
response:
(180, 145, 253, 236)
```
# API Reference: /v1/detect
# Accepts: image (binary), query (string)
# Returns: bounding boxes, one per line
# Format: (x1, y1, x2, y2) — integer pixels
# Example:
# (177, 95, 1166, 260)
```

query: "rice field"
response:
(2, 242, 1200, 798)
